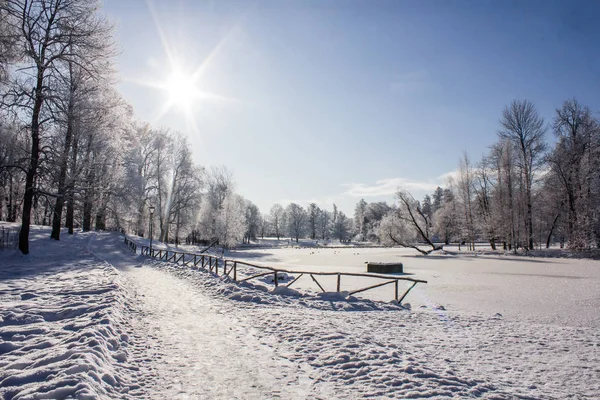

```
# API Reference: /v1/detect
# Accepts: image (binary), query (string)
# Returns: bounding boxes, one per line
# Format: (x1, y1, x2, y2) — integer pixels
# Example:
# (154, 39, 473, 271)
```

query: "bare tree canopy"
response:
(498, 99, 547, 250)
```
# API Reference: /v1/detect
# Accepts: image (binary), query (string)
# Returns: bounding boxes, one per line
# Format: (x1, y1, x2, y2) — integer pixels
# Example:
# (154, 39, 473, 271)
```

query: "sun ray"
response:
(146, 0, 177, 70)
(136, 0, 245, 133)
(191, 24, 239, 83)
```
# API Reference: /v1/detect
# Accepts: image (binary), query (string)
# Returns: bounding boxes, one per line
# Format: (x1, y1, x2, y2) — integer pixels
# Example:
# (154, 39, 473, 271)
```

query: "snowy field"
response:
(225, 245, 600, 327)
(1, 229, 599, 399)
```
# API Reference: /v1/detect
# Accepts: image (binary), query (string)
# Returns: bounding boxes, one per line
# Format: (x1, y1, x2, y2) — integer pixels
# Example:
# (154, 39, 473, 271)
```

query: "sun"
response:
(164, 68, 200, 111)
(128, 0, 239, 135)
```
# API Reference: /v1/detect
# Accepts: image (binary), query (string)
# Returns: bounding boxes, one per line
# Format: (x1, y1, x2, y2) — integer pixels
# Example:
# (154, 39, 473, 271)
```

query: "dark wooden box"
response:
(366, 262, 403, 274)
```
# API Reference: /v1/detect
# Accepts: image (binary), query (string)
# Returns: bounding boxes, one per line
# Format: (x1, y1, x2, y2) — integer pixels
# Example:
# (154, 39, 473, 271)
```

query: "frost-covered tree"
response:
(316, 208, 331, 240)
(457, 152, 476, 250)
(196, 166, 234, 240)
(332, 211, 351, 241)
(244, 200, 261, 243)
(377, 210, 420, 251)
(2, 0, 115, 253)
(432, 188, 459, 245)
(549, 99, 599, 249)
(286, 203, 306, 243)
(499, 99, 547, 250)
(269, 204, 284, 240)
(353, 198, 368, 241)
(385, 189, 441, 254)
(215, 192, 246, 248)
(307, 203, 319, 239)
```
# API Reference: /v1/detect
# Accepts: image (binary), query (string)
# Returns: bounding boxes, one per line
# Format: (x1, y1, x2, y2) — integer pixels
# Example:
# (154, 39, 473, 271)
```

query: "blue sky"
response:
(103, 0, 600, 215)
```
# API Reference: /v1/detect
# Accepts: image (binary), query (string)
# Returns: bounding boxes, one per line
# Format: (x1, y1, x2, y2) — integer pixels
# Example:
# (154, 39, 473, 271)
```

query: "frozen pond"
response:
(228, 246, 600, 327)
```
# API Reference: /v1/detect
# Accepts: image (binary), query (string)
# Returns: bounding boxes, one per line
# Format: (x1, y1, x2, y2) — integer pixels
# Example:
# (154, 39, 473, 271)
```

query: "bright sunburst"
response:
(163, 68, 200, 111)
(126, 0, 239, 136)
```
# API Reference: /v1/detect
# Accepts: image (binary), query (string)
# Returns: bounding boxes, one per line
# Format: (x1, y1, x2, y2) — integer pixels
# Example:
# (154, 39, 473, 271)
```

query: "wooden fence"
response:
(123, 236, 427, 303)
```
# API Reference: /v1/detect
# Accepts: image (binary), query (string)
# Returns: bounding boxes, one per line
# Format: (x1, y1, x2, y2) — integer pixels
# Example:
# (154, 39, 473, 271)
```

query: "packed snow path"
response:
(89, 233, 317, 399)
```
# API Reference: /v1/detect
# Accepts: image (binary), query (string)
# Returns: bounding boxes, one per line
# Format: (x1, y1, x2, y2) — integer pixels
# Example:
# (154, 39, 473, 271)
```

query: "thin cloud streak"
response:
(341, 172, 457, 198)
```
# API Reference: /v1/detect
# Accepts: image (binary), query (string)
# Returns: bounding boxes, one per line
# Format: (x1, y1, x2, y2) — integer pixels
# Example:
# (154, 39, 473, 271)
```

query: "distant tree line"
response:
(375, 99, 600, 253)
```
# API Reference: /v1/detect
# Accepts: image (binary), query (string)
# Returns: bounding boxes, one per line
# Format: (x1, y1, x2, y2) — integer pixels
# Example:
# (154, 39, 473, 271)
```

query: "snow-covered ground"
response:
(0, 228, 147, 399)
(225, 246, 600, 327)
(1, 229, 599, 398)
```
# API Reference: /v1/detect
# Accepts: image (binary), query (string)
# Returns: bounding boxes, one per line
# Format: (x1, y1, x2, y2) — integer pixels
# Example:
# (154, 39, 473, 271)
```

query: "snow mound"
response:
(258, 272, 293, 284)
(316, 291, 350, 301)
(0, 233, 143, 399)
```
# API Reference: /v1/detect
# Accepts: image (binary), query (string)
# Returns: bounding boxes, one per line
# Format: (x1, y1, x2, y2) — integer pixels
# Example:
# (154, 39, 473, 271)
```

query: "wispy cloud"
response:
(436, 170, 459, 183)
(341, 178, 439, 197)
(341, 171, 459, 198)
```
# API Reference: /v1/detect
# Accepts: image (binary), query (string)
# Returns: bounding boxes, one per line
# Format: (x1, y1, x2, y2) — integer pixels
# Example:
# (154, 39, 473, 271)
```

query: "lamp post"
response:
(149, 206, 155, 255)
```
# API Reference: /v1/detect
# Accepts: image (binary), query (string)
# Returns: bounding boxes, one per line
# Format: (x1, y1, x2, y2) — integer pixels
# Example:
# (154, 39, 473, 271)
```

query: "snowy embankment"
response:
(0, 228, 147, 399)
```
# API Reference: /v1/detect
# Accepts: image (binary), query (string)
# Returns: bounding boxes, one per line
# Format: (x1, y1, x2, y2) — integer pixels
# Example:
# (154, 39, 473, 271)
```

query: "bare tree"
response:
(307, 203, 319, 239)
(457, 152, 476, 250)
(316, 208, 331, 240)
(383, 189, 441, 254)
(244, 200, 260, 243)
(332, 210, 351, 241)
(286, 203, 306, 243)
(269, 204, 284, 240)
(499, 99, 547, 250)
(2, 0, 114, 253)
(353, 198, 368, 241)
(550, 99, 599, 249)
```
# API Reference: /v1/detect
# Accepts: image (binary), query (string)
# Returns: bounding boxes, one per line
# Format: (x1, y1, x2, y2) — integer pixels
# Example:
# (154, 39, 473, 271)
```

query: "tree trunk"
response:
(51, 65, 76, 240)
(82, 197, 93, 231)
(66, 128, 80, 235)
(546, 213, 560, 249)
(19, 71, 44, 255)
(95, 210, 106, 230)
(7, 176, 16, 222)
(66, 197, 75, 233)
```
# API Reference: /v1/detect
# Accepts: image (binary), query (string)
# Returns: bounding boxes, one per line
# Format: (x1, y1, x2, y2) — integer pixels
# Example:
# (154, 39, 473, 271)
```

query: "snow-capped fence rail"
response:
(125, 236, 426, 303)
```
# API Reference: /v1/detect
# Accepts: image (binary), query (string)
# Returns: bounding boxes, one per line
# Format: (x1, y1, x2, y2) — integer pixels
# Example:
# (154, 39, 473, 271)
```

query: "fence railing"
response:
(0, 226, 20, 250)
(124, 236, 137, 253)
(124, 236, 427, 303)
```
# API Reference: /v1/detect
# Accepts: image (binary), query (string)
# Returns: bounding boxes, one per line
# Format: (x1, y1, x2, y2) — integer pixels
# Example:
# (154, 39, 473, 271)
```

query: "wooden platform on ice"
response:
(366, 262, 403, 274)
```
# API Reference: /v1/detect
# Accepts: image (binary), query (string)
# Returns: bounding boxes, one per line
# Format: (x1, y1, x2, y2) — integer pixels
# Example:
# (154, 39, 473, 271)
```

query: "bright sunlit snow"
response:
(1, 228, 598, 399)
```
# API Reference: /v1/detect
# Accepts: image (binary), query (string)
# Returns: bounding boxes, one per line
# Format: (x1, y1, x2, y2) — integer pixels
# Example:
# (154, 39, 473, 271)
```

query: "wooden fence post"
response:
(337, 273, 341, 292)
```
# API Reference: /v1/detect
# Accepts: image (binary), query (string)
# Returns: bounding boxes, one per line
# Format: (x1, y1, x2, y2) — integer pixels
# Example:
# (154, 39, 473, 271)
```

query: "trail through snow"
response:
(88, 232, 320, 399)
